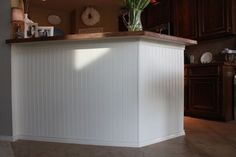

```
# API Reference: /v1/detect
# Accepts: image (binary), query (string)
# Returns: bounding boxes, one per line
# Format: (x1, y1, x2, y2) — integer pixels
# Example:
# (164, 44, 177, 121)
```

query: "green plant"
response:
(124, 0, 151, 10)
(122, 0, 159, 31)
(23, 0, 30, 13)
(122, 0, 149, 31)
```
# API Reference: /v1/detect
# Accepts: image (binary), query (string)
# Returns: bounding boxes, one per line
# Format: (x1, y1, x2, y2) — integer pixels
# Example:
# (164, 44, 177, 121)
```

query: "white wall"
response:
(0, 0, 13, 138)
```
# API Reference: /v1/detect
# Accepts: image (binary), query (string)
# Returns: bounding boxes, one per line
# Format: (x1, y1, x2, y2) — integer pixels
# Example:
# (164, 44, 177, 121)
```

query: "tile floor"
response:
(2, 117, 236, 157)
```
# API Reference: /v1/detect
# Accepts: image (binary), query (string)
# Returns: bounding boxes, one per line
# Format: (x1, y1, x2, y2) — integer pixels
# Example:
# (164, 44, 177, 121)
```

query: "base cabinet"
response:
(185, 64, 235, 121)
(189, 78, 221, 119)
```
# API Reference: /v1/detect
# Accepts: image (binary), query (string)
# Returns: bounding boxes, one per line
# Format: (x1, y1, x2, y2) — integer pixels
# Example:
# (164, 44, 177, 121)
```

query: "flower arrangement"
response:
(150, 0, 159, 5)
(124, 0, 150, 10)
(123, 0, 159, 31)
(124, 0, 158, 10)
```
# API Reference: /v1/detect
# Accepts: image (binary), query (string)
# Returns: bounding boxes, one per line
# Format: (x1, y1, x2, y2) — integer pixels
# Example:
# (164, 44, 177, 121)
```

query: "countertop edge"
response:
(185, 62, 236, 67)
(6, 31, 197, 46)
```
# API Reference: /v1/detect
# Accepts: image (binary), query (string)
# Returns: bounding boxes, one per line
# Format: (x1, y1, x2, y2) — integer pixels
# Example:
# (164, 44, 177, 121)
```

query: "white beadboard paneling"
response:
(12, 39, 139, 147)
(11, 38, 186, 147)
(138, 40, 185, 144)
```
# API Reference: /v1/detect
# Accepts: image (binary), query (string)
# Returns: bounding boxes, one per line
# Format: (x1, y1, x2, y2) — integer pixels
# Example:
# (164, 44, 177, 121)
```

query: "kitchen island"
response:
(8, 31, 196, 147)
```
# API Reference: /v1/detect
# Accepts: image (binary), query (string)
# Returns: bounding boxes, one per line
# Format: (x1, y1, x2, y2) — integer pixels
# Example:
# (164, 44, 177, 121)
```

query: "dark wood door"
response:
(184, 78, 189, 112)
(188, 77, 221, 119)
(173, 0, 198, 39)
(198, 0, 230, 39)
(143, 0, 171, 30)
(184, 67, 189, 112)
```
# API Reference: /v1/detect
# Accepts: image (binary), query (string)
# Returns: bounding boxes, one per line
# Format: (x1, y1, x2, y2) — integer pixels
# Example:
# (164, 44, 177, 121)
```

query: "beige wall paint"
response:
(28, 4, 120, 34)
(74, 6, 120, 33)
(29, 5, 71, 34)
(31, 0, 122, 12)
(11, 0, 24, 8)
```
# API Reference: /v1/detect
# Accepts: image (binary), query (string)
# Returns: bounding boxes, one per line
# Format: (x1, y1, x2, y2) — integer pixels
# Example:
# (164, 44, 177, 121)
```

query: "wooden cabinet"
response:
(173, 0, 198, 39)
(174, 0, 236, 40)
(119, 0, 236, 40)
(142, 0, 171, 32)
(198, 0, 230, 39)
(185, 64, 235, 121)
(189, 77, 220, 117)
(184, 67, 189, 111)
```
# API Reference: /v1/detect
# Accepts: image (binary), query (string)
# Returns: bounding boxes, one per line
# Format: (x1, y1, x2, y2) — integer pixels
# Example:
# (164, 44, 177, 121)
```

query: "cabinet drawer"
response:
(184, 67, 188, 76)
(189, 66, 220, 76)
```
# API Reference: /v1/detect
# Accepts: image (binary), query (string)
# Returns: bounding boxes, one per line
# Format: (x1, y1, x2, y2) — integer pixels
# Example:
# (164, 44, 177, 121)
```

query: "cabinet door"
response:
(198, 0, 230, 39)
(143, 0, 171, 31)
(173, 0, 198, 39)
(184, 67, 189, 112)
(184, 78, 189, 112)
(188, 77, 221, 119)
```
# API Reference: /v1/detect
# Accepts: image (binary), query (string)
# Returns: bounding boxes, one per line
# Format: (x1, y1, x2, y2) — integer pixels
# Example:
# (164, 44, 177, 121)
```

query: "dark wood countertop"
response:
(185, 62, 236, 67)
(6, 31, 197, 46)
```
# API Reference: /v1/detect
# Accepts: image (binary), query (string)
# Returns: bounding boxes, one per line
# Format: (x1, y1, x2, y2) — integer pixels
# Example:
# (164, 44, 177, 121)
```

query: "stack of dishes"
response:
(222, 48, 236, 63)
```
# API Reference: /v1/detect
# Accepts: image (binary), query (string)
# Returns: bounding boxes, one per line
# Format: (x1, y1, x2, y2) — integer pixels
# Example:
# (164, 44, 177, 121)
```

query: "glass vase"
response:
(123, 8, 143, 31)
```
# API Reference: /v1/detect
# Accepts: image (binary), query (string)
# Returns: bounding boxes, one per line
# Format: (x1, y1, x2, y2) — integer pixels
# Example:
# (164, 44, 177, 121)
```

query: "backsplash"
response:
(185, 36, 236, 64)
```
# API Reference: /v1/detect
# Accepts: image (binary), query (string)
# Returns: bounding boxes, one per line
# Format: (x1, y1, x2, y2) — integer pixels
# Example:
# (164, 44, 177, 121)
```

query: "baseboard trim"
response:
(138, 131, 185, 147)
(11, 131, 185, 148)
(16, 135, 139, 147)
(0, 135, 15, 142)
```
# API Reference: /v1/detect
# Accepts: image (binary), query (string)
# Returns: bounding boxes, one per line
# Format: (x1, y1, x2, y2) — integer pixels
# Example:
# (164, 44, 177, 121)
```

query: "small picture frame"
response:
(24, 22, 38, 38)
(37, 26, 54, 37)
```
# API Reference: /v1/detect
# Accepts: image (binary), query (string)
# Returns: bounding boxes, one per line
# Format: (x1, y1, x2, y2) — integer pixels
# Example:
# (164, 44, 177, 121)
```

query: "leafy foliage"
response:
(124, 0, 150, 10)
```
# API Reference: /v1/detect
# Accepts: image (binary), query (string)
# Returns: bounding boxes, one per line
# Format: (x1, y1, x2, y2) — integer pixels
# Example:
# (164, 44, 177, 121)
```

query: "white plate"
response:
(200, 52, 213, 64)
(48, 15, 61, 25)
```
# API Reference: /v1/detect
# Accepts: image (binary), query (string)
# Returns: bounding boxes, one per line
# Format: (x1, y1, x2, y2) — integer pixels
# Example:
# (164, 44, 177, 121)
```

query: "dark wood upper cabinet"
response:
(198, 0, 229, 39)
(119, 0, 235, 40)
(173, 0, 198, 39)
(173, 0, 236, 40)
(143, 0, 171, 30)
